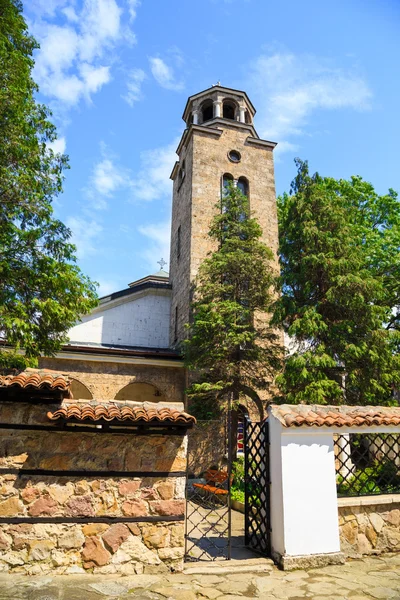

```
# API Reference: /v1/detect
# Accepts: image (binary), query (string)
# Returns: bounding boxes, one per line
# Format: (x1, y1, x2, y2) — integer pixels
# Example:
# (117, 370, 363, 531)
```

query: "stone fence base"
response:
(0, 521, 184, 575)
(338, 495, 400, 558)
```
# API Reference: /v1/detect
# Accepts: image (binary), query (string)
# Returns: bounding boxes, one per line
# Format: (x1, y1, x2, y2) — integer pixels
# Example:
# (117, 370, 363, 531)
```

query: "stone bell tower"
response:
(169, 84, 279, 346)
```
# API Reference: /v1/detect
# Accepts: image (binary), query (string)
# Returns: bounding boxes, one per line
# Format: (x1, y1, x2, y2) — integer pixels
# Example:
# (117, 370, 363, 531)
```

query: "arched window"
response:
(244, 110, 251, 124)
(223, 101, 236, 120)
(70, 379, 93, 400)
(201, 100, 213, 123)
(221, 173, 234, 211)
(237, 176, 249, 197)
(178, 160, 185, 185)
(115, 382, 166, 403)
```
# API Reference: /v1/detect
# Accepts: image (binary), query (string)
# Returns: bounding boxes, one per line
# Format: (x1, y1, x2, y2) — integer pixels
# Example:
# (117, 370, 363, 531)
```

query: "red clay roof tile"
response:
(271, 404, 400, 428)
(47, 403, 196, 426)
(0, 371, 70, 392)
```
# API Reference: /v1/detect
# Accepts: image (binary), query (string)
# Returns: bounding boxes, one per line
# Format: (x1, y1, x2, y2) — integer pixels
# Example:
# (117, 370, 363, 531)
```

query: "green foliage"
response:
(337, 461, 400, 497)
(0, 0, 98, 361)
(231, 457, 245, 504)
(275, 159, 400, 405)
(184, 183, 283, 414)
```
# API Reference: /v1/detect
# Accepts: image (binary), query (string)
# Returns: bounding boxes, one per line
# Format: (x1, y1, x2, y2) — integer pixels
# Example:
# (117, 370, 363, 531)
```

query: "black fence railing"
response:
(334, 433, 400, 497)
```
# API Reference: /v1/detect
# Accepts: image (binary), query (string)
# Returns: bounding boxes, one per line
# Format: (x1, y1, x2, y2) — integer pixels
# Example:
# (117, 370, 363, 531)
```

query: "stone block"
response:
(66, 495, 95, 517)
(341, 520, 358, 546)
(21, 487, 40, 504)
(157, 547, 184, 560)
(83, 523, 108, 537)
(0, 532, 11, 551)
(58, 529, 85, 550)
(0, 497, 23, 517)
(82, 536, 111, 568)
(122, 499, 148, 517)
(118, 481, 140, 496)
(102, 523, 130, 553)
(384, 509, 400, 527)
(48, 483, 74, 505)
(156, 482, 174, 500)
(150, 500, 185, 517)
(142, 525, 169, 549)
(119, 537, 161, 565)
(28, 540, 55, 561)
(28, 496, 57, 517)
(357, 533, 372, 554)
(369, 513, 384, 534)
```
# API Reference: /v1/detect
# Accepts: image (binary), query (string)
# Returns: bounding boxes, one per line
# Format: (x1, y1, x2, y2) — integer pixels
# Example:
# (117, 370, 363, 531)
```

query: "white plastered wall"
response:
(269, 411, 340, 558)
(68, 293, 171, 349)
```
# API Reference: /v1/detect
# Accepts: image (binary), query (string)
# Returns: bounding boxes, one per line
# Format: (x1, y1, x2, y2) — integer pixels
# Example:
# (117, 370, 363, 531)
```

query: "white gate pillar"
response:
(268, 406, 344, 569)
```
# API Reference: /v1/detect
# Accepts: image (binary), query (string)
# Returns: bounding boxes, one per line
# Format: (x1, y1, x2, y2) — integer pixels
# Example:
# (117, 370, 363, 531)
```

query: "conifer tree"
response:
(0, 0, 97, 366)
(276, 159, 400, 405)
(184, 183, 282, 420)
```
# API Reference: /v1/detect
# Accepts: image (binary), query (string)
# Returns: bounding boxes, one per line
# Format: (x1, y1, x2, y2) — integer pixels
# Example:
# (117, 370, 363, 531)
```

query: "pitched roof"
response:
(0, 371, 70, 392)
(47, 403, 196, 427)
(271, 404, 400, 428)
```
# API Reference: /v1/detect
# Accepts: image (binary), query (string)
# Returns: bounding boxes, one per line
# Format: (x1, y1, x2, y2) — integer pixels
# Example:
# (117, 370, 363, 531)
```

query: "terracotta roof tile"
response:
(0, 371, 70, 392)
(47, 403, 196, 426)
(271, 404, 400, 428)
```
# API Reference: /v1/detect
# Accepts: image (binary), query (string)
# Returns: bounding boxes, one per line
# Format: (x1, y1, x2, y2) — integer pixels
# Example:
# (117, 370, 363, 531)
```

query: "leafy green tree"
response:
(0, 0, 97, 367)
(183, 183, 283, 421)
(276, 159, 400, 405)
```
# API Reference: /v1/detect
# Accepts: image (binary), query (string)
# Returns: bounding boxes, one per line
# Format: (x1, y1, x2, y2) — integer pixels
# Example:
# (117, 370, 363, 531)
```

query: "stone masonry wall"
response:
(338, 498, 400, 558)
(0, 403, 187, 575)
(39, 357, 185, 404)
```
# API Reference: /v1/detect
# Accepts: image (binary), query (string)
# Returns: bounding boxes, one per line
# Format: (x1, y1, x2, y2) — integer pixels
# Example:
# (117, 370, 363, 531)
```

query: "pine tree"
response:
(184, 183, 283, 421)
(0, 0, 97, 366)
(276, 159, 400, 405)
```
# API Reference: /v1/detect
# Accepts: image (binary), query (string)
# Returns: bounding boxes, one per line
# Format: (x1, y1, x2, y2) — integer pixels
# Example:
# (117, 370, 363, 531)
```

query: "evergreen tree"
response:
(276, 159, 400, 405)
(184, 183, 283, 420)
(0, 0, 97, 366)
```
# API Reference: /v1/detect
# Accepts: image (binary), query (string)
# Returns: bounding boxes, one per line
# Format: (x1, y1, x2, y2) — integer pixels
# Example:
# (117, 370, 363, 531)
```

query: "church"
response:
(39, 83, 280, 422)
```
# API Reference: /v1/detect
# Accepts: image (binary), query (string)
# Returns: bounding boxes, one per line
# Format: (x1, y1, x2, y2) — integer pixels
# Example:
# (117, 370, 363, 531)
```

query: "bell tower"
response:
(169, 84, 279, 346)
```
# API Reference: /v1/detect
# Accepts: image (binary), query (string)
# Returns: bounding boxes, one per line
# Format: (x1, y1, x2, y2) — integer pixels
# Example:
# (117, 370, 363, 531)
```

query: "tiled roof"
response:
(0, 371, 70, 392)
(271, 404, 400, 428)
(47, 403, 196, 426)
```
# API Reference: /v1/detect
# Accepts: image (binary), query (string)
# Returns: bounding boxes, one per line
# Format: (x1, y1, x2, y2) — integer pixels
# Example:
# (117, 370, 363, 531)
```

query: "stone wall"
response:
(39, 357, 185, 404)
(338, 496, 400, 558)
(0, 403, 187, 574)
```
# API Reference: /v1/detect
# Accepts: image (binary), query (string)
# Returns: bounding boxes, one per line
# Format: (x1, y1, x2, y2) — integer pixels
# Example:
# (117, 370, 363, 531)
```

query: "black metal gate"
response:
(244, 418, 271, 556)
(184, 417, 231, 561)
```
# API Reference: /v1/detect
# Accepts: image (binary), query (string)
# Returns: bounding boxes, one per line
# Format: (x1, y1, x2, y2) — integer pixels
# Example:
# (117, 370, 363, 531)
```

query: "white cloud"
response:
(127, 0, 140, 21)
(123, 68, 146, 106)
(32, 0, 132, 107)
(86, 143, 131, 209)
(48, 136, 67, 154)
(138, 220, 171, 272)
(97, 278, 123, 296)
(149, 57, 184, 91)
(66, 215, 103, 259)
(131, 138, 178, 202)
(249, 52, 372, 152)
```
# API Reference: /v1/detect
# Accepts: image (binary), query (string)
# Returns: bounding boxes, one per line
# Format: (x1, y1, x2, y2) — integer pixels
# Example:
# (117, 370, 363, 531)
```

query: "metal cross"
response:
(157, 258, 167, 270)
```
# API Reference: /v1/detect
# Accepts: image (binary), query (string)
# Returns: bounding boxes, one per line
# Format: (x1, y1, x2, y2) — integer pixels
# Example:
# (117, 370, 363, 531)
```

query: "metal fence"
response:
(334, 433, 400, 497)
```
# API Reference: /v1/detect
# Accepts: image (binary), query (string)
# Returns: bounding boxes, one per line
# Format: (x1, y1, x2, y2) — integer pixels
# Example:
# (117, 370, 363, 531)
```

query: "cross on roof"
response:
(157, 258, 167, 270)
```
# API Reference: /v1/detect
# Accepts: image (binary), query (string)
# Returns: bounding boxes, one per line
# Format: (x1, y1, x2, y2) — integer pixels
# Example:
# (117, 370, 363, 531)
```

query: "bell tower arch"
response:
(169, 84, 279, 346)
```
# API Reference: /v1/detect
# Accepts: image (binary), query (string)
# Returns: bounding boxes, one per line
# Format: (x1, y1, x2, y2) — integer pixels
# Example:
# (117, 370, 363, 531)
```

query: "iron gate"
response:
(244, 417, 271, 556)
(184, 417, 231, 561)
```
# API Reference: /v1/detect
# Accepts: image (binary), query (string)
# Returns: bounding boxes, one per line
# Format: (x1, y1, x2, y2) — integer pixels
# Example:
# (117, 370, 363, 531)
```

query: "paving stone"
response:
(368, 587, 400, 599)
(88, 581, 129, 596)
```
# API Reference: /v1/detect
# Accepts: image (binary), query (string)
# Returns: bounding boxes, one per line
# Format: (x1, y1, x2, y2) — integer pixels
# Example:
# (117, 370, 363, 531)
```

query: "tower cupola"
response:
(182, 84, 257, 133)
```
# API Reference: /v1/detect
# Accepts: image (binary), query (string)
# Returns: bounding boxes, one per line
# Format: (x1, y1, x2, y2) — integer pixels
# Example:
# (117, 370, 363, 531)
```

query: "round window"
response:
(228, 150, 241, 163)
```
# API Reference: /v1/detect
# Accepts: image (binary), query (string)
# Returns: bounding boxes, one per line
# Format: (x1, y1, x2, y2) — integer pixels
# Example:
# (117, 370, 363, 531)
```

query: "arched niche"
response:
(69, 379, 93, 400)
(201, 100, 213, 123)
(222, 100, 236, 120)
(114, 382, 166, 403)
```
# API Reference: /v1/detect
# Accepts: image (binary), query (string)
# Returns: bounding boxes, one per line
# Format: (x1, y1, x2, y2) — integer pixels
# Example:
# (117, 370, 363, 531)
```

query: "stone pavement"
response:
(0, 554, 400, 599)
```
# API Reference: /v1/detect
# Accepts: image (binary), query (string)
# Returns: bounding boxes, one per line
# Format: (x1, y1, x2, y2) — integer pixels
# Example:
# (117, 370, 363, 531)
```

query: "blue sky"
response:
(25, 0, 400, 296)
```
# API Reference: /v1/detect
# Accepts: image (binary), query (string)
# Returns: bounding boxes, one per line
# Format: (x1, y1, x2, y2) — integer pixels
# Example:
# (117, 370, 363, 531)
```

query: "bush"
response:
(337, 460, 400, 496)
